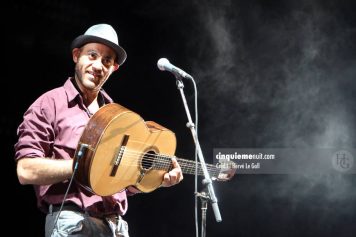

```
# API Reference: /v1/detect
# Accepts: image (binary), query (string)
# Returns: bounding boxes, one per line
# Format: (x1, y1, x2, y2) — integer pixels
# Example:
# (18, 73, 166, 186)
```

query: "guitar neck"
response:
(155, 154, 220, 178)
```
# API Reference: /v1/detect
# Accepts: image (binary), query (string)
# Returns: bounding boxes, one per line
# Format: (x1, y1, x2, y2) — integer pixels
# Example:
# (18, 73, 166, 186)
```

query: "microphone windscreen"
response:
(157, 58, 170, 71)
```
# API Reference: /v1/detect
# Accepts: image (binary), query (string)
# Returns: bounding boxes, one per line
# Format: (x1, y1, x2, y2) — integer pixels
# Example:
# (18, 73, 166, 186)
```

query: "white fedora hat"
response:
(71, 23, 127, 65)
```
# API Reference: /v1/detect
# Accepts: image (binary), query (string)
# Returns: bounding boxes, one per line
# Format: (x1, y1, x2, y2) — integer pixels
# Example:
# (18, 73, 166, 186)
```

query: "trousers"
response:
(45, 205, 129, 237)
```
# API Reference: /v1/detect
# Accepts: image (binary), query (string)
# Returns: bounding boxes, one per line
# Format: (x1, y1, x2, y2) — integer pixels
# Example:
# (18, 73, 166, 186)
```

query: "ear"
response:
(112, 63, 119, 71)
(72, 48, 80, 63)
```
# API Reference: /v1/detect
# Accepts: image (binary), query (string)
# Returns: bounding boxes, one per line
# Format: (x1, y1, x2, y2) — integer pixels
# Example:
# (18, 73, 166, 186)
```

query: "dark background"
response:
(3, 0, 356, 236)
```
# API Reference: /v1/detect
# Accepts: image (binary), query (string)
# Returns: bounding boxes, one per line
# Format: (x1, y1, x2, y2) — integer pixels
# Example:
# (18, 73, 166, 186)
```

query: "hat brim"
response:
(71, 35, 127, 66)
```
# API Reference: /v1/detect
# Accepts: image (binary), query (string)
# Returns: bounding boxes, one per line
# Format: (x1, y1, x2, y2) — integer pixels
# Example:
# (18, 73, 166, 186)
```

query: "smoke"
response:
(185, 0, 356, 235)
(189, 1, 356, 148)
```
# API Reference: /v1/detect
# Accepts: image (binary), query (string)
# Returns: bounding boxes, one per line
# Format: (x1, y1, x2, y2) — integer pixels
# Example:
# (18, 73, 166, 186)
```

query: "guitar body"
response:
(73, 103, 177, 196)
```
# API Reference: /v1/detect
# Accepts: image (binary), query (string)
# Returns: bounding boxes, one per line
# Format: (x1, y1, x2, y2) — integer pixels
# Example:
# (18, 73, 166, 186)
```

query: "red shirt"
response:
(14, 78, 128, 216)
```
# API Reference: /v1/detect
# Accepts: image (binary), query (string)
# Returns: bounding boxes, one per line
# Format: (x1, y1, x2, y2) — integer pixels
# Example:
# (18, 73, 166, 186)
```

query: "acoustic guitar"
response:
(73, 103, 236, 196)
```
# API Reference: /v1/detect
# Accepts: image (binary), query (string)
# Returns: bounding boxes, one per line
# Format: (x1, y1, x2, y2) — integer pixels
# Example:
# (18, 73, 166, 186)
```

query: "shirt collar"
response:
(63, 77, 114, 105)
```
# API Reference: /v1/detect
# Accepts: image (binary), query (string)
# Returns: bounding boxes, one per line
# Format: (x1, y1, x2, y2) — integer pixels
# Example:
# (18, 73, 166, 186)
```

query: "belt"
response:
(49, 203, 118, 219)
(49, 203, 84, 214)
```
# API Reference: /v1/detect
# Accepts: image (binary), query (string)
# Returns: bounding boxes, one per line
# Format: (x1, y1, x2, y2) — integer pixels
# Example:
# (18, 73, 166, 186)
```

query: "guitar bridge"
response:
(110, 134, 130, 177)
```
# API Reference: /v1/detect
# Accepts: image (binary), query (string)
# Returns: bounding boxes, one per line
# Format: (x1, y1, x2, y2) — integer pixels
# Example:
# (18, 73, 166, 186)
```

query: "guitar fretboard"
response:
(152, 154, 220, 178)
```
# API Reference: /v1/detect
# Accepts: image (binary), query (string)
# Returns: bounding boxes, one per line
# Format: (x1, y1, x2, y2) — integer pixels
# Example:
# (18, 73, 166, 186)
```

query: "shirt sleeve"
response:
(14, 96, 55, 160)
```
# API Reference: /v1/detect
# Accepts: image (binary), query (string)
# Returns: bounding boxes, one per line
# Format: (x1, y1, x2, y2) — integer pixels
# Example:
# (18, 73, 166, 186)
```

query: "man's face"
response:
(72, 42, 119, 94)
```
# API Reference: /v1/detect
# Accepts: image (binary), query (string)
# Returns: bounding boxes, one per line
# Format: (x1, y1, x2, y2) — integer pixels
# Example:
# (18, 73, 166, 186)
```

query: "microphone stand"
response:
(196, 187, 209, 237)
(174, 76, 222, 229)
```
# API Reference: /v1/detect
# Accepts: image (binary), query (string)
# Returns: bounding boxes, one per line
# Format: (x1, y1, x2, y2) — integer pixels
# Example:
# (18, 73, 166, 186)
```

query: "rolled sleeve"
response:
(15, 98, 55, 160)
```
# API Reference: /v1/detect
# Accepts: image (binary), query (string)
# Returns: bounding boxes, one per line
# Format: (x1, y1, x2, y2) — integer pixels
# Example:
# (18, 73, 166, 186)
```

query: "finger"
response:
(169, 171, 178, 183)
(163, 173, 170, 184)
(171, 157, 180, 169)
(178, 170, 183, 182)
(171, 157, 183, 181)
(170, 169, 184, 184)
(161, 173, 173, 187)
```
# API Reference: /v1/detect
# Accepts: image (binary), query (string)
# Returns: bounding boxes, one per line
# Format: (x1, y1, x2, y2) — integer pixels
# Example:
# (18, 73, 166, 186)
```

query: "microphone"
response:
(157, 58, 193, 80)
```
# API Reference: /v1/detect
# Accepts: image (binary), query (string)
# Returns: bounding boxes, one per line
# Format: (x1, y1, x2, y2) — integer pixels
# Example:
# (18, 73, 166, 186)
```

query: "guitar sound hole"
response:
(142, 150, 156, 170)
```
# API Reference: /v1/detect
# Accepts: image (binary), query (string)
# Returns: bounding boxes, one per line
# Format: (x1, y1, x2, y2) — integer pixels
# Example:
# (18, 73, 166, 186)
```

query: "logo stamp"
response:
(332, 150, 354, 172)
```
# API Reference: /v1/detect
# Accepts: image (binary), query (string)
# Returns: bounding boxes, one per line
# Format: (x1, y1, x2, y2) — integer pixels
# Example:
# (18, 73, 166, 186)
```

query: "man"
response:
(14, 23, 183, 237)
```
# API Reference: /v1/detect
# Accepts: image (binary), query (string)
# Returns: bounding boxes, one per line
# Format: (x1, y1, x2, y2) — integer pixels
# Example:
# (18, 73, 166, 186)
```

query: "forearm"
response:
(16, 157, 73, 185)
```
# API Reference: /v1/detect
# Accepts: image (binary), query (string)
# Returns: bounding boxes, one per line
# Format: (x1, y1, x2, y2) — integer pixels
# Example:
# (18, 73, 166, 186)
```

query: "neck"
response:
(73, 77, 99, 106)
(82, 92, 98, 107)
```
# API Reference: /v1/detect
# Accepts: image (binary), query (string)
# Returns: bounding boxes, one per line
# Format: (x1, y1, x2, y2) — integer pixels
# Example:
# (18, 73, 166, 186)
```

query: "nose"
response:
(92, 58, 103, 71)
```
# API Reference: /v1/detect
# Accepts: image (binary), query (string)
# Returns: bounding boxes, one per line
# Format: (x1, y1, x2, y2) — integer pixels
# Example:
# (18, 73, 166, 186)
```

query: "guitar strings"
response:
(91, 139, 229, 175)
(115, 160, 220, 176)
(123, 148, 217, 169)
(120, 157, 219, 175)
(90, 133, 230, 176)
(98, 148, 221, 176)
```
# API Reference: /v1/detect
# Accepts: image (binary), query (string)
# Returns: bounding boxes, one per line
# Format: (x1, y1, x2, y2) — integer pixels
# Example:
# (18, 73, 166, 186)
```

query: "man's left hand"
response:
(161, 157, 183, 187)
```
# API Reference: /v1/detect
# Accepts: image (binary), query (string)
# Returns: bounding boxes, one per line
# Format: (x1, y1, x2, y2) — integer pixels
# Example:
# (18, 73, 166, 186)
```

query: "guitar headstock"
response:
(213, 160, 237, 181)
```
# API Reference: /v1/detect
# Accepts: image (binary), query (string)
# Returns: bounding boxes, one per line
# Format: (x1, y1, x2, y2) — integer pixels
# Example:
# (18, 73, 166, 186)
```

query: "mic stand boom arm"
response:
(175, 77, 222, 223)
